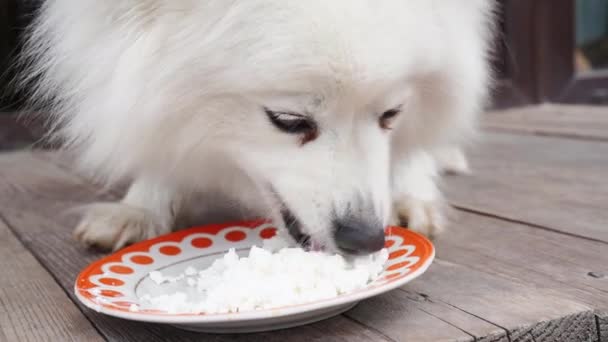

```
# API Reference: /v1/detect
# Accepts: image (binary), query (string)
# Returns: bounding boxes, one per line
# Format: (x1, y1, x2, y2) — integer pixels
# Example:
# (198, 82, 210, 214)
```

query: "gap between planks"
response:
(5, 151, 608, 340)
(450, 205, 608, 247)
(33, 151, 516, 341)
(0, 151, 471, 342)
(0, 214, 105, 342)
(482, 125, 608, 143)
(31, 150, 514, 340)
(484, 104, 608, 142)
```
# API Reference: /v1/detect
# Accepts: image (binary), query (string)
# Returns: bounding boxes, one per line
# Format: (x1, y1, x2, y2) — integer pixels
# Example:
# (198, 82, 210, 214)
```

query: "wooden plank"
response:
(206, 315, 395, 342)
(395, 291, 507, 340)
(441, 211, 608, 299)
(3, 149, 606, 341)
(477, 333, 509, 342)
(598, 310, 608, 342)
(404, 259, 595, 336)
(39, 150, 583, 342)
(0, 151, 476, 342)
(508, 311, 598, 342)
(445, 131, 608, 243)
(347, 290, 496, 341)
(0, 151, 394, 342)
(410, 210, 608, 340)
(0, 216, 104, 341)
(484, 105, 608, 140)
(38, 150, 523, 342)
(405, 203, 608, 335)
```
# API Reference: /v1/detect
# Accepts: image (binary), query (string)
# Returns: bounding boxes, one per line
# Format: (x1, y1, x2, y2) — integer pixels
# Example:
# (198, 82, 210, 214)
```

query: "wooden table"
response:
(1, 105, 607, 342)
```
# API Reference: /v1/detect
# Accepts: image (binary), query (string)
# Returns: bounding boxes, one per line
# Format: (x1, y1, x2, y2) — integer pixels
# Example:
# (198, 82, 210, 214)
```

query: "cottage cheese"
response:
(140, 237, 388, 314)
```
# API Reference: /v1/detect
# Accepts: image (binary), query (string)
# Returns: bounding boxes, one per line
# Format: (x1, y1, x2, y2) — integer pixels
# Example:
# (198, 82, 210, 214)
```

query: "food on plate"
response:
(137, 236, 388, 314)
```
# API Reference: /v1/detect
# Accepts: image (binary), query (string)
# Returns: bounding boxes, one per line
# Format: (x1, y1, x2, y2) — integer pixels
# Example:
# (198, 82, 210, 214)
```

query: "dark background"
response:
(0, 0, 38, 111)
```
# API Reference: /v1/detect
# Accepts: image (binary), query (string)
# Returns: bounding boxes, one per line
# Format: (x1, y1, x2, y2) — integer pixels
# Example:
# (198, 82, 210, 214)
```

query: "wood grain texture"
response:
(395, 290, 506, 339)
(426, 212, 608, 340)
(484, 105, 608, 140)
(2, 120, 608, 342)
(398, 211, 608, 337)
(405, 259, 594, 334)
(0, 217, 104, 342)
(509, 311, 598, 342)
(440, 211, 608, 301)
(477, 333, 509, 342)
(352, 211, 607, 340)
(38, 150, 531, 342)
(0, 151, 462, 342)
(598, 310, 608, 342)
(445, 131, 608, 243)
(29, 151, 495, 341)
(0, 151, 393, 342)
(347, 290, 483, 341)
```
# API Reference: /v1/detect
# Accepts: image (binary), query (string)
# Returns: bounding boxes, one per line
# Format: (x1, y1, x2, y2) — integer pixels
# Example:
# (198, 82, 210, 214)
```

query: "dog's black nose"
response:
(333, 217, 385, 255)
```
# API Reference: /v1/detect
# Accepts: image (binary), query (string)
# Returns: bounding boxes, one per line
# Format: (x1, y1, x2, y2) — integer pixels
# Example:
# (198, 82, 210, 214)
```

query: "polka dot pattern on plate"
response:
(131, 255, 154, 265)
(191, 237, 213, 248)
(159, 246, 181, 256)
(99, 290, 123, 298)
(109, 265, 134, 274)
(225, 231, 247, 242)
(74, 221, 434, 318)
(99, 278, 125, 286)
(260, 228, 277, 239)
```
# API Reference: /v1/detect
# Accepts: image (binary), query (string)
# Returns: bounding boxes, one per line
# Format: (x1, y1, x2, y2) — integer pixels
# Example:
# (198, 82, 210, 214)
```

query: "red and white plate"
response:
(75, 220, 434, 333)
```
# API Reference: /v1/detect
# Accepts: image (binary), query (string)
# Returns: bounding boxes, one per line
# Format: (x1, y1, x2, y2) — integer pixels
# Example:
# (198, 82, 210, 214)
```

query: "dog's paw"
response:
(73, 203, 169, 251)
(391, 197, 446, 239)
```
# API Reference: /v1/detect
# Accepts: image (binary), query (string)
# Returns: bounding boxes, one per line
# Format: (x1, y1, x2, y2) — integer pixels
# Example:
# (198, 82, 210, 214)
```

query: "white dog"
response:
(22, 1, 495, 254)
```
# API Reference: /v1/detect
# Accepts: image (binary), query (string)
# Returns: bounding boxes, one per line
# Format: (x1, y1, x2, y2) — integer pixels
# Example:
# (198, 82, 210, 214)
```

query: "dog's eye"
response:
(265, 108, 317, 136)
(379, 107, 401, 130)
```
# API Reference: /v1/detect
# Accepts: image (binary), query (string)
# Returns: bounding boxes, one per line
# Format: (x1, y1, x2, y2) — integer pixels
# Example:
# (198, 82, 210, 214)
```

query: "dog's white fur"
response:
(22, 1, 495, 252)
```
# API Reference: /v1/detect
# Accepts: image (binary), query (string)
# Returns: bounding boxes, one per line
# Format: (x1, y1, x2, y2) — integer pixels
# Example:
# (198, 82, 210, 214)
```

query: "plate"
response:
(75, 220, 434, 333)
